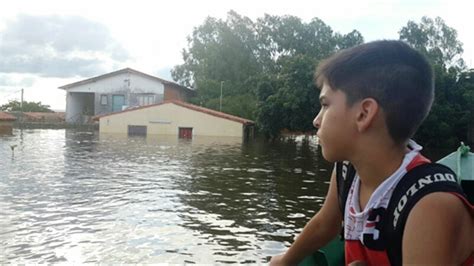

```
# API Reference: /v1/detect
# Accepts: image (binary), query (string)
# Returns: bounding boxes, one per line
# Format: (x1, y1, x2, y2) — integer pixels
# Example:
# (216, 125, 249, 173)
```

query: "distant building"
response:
(59, 68, 195, 124)
(95, 100, 254, 140)
(0, 112, 16, 135)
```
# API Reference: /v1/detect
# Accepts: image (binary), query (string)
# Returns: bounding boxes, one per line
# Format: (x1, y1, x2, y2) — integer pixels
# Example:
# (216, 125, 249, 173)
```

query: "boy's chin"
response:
(321, 150, 336, 163)
(321, 149, 343, 163)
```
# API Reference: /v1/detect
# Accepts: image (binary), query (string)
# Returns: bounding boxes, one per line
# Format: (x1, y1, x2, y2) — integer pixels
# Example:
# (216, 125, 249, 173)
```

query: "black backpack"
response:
(336, 162, 468, 265)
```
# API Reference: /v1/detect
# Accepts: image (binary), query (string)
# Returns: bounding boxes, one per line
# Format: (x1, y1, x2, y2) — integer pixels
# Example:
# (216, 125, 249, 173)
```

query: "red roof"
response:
(94, 100, 254, 125)
(0, 112, 16, 121)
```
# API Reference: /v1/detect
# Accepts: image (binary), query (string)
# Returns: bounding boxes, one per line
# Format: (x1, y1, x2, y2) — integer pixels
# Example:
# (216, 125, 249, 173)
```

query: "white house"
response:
(59, 68, 195, 123)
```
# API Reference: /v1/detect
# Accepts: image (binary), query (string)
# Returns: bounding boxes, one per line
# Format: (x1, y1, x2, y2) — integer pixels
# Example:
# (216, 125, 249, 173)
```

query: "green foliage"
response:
(0, 100, 53, 112)
(415, 68, 474, 148)
(403, 17, 473, 148)
(173, 12, 471, 147)
(399, 16, 465, 71)
(335, 30, 365, 50)
(256, 55, 321, 138)
(172, 11, 262, 120)
(173, 11, 363, 137)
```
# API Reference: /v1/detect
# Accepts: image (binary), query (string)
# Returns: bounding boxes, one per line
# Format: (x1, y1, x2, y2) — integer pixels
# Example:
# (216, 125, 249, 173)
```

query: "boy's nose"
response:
(313, 115, 321, 129)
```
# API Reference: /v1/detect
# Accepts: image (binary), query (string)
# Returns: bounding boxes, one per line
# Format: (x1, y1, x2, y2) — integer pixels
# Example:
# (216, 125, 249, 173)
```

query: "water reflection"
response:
(1, 129, 331, 264)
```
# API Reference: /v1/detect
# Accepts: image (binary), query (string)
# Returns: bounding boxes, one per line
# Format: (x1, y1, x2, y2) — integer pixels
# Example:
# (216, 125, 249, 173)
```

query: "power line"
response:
(1, 89, 23, 100)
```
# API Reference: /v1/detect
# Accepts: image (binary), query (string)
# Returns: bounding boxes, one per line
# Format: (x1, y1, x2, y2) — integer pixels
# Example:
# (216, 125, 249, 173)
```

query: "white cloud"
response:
(0, 0, 472, 111)
(0, 74, 35, 87)
(0, 14, 130, 78)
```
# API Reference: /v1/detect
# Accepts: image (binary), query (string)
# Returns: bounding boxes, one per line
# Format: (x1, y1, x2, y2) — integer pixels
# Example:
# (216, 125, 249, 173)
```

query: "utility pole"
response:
(20, 88, 24, 110)
(220, 81, 223, 112)
(20, 88, 24, 123)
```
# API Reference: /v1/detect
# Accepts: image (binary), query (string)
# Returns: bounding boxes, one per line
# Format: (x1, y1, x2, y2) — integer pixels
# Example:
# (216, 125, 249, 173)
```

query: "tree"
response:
(255, 55, 320, 138)
(416, 73, 473, 148)
(173, 11, 364, 137)
(335, 30, 364, 50)
(401, 17, 472, 148)
(0, 100, 53, 112)
(253, 16, 363, 137)
(172, 11, 261, 119)
(457, 70, 474, 144)
(399, 16, 465, 71)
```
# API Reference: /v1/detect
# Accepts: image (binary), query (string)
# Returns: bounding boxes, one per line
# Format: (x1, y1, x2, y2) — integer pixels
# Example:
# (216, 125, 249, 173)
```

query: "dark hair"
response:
(315, 40, 434, 144)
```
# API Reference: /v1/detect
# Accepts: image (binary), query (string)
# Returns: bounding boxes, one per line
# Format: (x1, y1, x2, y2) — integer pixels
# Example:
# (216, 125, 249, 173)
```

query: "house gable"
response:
(98, 101, 254, 138)
(59, 68, 193, 95)
(96, 100, 254, 125)
(59, 71, 165, 95)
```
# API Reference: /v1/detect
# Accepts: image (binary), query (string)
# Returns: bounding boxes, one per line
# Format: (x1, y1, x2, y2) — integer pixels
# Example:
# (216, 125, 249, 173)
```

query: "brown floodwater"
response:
(1, 129, 333, 264)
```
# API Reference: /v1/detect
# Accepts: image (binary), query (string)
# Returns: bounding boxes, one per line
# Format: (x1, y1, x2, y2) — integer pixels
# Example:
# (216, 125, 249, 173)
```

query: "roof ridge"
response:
(0, 111, 17, 121)
(58, 67, 194, 92)
(169, 100, 254, 124)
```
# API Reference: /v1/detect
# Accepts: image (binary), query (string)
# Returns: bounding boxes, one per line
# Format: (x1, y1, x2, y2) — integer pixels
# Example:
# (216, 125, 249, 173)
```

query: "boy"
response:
(270, 40, 473, 265)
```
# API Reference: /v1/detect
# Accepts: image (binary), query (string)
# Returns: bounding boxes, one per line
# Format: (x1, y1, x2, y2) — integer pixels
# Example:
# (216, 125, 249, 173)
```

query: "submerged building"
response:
(59, 68, 195, 124)
(0, 112, 16, 135)
(95, 100, 254, 140)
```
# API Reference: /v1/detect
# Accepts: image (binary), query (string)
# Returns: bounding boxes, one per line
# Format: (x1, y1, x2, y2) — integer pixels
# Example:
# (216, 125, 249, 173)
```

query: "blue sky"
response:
(0, 0, 472, 110)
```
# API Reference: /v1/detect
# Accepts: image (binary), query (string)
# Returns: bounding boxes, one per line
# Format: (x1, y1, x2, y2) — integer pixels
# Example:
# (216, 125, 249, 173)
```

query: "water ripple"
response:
(0, 129, 331, 264)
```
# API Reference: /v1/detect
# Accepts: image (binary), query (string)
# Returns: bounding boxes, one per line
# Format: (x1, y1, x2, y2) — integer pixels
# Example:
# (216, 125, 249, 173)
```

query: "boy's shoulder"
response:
(383, 162, 471, 264)
(385, 162, 463, 229)
(402, 191, 473, 263)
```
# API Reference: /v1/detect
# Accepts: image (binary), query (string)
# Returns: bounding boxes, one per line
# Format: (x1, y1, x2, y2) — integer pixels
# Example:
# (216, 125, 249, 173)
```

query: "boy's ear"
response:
(355, 98, 379, 132)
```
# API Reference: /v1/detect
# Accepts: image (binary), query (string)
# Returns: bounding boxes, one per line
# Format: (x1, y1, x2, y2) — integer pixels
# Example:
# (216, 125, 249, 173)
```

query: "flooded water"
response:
(1, 129, 333, 264)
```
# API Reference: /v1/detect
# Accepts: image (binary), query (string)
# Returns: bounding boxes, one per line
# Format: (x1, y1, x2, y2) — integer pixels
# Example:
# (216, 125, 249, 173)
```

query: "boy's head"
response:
(315, 40, 434, 144)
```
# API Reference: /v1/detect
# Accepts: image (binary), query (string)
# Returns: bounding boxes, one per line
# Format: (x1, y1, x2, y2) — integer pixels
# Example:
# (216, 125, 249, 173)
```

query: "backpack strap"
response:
(384, 163, 466, 266)
(335, 161, 356, 239)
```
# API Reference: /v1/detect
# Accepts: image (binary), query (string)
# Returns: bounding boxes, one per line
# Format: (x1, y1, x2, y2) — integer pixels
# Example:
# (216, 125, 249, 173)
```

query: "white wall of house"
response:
(65, 73, 165, 94)
(64, 72, 166, 123)
(99, 102, 245, 137)
(65, 92, 81, 123)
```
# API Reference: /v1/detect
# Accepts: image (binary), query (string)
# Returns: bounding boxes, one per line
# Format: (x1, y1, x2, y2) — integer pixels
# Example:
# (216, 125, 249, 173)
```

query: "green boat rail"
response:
(298, 143, 474, 266)
(437, 142, 474, 204)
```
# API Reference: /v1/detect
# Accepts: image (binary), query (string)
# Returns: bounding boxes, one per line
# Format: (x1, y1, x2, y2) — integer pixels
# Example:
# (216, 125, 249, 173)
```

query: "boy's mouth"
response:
(316, 134, 322, 145)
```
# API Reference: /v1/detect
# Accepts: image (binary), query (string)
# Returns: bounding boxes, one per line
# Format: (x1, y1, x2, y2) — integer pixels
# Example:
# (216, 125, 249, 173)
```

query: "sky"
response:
(0, 0, 472, 111)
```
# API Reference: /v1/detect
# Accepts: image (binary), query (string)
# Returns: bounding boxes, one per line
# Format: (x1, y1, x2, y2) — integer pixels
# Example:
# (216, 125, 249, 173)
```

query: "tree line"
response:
(172, 12, 473, 148)
(1, 100, 53, 113)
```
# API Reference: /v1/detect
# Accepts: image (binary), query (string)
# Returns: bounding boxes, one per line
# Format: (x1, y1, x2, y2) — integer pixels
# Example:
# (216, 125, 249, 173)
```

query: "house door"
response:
(112, 95, 125, 112)
(179, 127, 193, 139)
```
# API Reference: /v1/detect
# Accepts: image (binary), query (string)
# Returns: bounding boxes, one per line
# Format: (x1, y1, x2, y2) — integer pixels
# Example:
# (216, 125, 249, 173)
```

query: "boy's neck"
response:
(350, 139, 408, 190)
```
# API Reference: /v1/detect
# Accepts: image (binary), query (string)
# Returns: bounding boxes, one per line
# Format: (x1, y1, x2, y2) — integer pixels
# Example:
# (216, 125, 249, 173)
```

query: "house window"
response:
(100, 95, 108, 105)
(138, 95, 155, 106)
(128, 125, 147, 136)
